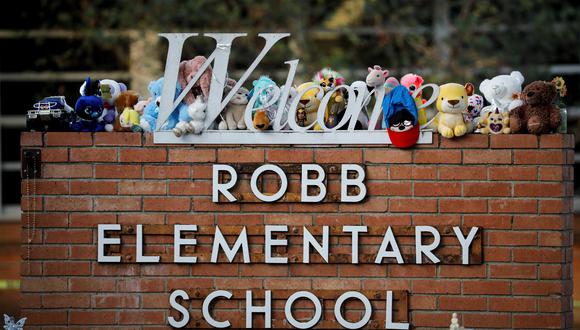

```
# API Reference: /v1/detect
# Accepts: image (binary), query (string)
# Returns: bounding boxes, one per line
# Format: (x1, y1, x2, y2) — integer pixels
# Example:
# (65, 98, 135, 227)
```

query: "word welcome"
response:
(97, 224, 479, 265)
(168, 289, 407, 329)
(213, 163, 366, 203)
(153, 33, 437, 144)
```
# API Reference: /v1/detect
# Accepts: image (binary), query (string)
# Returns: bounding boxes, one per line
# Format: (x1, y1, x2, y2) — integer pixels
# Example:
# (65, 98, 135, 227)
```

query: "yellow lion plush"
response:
(432, 83, 474, 138)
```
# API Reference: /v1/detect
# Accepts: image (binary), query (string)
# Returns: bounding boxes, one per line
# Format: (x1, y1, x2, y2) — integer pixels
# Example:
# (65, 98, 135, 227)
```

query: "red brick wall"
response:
(19, 132, 574, 329)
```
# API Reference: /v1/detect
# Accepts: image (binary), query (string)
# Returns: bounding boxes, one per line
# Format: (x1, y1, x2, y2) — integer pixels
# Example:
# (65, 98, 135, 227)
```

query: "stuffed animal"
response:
(465, 93, 484, 132)
(366, 65, 390, 88)
(3, 314, 26, 330)
(296, 82, 323, 128)
(71, 77, 106, 132)
(479, 103, 511, 134)
(479, 71, 525, 114)
(219, 86, 249, 130)
(400, 73, 427, 125)
(114, 91, 141, 132)
(98, 79, 126, 132)
(431, 83, 474, 138)
(509, 80, 561, 134)
(187, 95, 207, 135)
(173, 56, 213, 136)
(139, 77, 181, 132)
(383, 85, 420, 148)
(248, 76, 279, 130)
(313, 68, 346, 129)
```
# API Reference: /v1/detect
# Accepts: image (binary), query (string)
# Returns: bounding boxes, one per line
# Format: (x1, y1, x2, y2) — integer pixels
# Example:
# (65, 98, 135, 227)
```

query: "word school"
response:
(97, 224, 479, 265)
(168, 289, 408, 329)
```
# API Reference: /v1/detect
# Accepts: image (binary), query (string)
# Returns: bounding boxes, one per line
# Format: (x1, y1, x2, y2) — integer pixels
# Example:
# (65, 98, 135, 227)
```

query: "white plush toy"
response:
(188, 95, 207, 134)
(219, 87, 249, 130)
(479, 71, 524, 114)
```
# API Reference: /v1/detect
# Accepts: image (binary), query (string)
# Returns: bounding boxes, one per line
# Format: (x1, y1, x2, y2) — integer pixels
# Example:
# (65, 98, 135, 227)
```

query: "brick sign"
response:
(20, 132, 574, 329)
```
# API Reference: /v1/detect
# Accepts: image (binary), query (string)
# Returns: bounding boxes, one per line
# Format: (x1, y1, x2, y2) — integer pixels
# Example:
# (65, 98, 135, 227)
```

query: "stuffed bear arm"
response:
(549, 105, 561, 129)
(509, 105, 526, 133)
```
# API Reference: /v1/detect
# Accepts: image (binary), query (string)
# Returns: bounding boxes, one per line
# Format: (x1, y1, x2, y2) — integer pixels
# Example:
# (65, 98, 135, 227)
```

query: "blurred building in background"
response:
(1, 0, 579, 322)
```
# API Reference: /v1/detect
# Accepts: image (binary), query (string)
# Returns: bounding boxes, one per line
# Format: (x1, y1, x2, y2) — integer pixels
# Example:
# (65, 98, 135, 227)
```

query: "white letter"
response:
(203, 290, 232, 328)
(168, 289, 190, 328)
(453, 227, 479, 265)
(303, 226, 329, 263)
(246, 290, 271, 328)
(250, 164, 288, 202)
(97, 224, 120, 263)
(285, 291, 322, 329)
(386, 291, 409, 329)
(211, 226, 250, 263)
(213, 164, 237, 202)
(341, 164, 367, 202)
(265, 225, 288, 264)
(343, 226, 367, 264)
(375, 226, 404, 264)
(174, 225, 197, 263)
(334, 291, 372, 329)
(301, 164, 327, 202)
(136, 224, 160, 263)
(415, 226, 441, 264)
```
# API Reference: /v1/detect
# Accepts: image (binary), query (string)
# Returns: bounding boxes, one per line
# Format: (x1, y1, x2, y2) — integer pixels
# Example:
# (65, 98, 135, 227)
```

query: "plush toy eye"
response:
(440, 97, 444, 100)
(409, 85, 416, 91)
(329, 77, 334, 83)
(461, 96, 464, 99)
(321, 82, 326, 88)
(376, 74, 380, 77)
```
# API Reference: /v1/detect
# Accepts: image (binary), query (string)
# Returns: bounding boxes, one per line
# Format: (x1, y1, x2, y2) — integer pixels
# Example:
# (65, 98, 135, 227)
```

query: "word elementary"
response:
(97, 224, 479, 265)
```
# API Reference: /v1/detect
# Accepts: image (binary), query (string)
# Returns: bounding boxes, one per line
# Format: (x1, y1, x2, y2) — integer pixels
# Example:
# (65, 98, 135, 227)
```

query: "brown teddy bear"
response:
(509, 80, 560, 134)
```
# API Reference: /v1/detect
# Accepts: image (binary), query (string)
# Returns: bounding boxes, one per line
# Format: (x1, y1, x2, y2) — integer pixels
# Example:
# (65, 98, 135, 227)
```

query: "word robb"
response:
(213, 163, 367, 202)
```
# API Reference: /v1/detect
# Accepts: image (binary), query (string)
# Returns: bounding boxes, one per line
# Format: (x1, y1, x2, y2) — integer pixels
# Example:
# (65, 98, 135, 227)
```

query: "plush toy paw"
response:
(173, 121, 191, 137)
(237, 121, 247, 130)
(104, 124, 114, 132)
(218, 121, 228, 130)
(131, 125, 143, 132)
(439, 125, 454, 138)
(139, 118, 151, 132)
(454, 124, 467, 137)
(190, 120, 204, 134)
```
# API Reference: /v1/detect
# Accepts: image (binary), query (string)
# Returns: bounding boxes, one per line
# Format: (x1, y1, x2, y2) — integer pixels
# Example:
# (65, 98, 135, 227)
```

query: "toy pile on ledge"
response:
(27, 55, 568, 147)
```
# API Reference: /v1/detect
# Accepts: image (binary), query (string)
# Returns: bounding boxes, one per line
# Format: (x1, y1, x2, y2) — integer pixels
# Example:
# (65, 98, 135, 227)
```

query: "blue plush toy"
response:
(70, 77, 106, 132)
(139, 77, 182, 132)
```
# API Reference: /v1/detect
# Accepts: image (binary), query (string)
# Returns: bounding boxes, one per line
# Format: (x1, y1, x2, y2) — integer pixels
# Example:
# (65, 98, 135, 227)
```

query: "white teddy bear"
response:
(479, 71, 525, 114)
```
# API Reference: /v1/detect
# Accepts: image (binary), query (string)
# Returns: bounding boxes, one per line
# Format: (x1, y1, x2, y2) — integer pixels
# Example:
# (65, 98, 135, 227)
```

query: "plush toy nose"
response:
(256, 124, 265, 129)
(448, 99, 459, 106)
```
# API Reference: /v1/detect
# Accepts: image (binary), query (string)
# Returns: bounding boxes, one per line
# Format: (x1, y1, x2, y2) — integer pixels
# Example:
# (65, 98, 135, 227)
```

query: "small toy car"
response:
(26, 96, 75, 131)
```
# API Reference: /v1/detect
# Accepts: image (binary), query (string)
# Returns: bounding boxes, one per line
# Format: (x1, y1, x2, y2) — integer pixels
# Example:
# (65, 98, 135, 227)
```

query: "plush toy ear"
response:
(382, 70, 390, 77)
(253, 80, 257, 86)
(368, 67, 373, 73)
(465, 83, 474, 96)
(510, 71, 525, 85)
(479, 80, 489, 94)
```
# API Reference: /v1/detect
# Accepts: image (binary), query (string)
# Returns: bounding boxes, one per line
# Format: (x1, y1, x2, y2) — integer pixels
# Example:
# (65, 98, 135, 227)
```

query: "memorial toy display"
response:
(71, 77, 106, 132)
(139, 77, 180, 132)
(400, 73, 427, 125)
(218, 86, 250, 130)
(99, 79, 126, 132)
(479, 71, 525, 113)
(431, 83, 474, 138)
(313, 68, 346, 129)
(382, 85, 420, 148)
(26, 96, 75, 131)
(173, 56, 213, 136)
(509, 80, 561, 134)
(479, 101, 511, 134)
